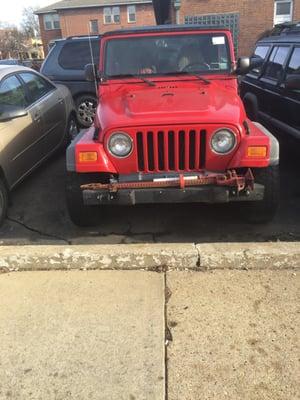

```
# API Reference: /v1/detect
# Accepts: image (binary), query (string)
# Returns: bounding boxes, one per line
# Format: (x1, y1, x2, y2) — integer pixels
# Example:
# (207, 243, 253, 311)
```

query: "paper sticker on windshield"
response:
(212, 36, 225, 45)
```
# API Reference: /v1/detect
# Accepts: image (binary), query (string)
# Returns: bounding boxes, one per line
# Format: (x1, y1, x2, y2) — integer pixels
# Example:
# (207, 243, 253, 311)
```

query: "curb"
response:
(0, 244, 198, 272)
(197, 243, 300, 270)
(0, 243, 299, 272)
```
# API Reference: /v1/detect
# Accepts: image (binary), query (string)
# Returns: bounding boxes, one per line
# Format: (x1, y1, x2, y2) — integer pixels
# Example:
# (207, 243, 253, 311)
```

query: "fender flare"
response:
(243, 92, 259, 121)
(252, 122, 280, 166)
(66, 130, 87, 172)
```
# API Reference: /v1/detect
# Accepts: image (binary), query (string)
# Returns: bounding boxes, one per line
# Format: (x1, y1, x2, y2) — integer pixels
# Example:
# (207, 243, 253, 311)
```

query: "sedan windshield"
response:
(104, 33, 231, 78)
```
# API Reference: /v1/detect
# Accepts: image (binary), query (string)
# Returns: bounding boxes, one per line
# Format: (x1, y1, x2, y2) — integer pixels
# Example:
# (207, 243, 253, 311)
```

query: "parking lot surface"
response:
(0, 145, 300, 245)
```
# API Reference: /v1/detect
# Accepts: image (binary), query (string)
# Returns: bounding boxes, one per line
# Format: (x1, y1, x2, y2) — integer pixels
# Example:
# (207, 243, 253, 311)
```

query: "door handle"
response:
(58, 98, 64, 104)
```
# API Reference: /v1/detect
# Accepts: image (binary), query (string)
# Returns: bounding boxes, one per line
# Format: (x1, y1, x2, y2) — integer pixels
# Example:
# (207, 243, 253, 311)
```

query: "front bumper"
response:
(83, 185, 264, 205)
(81, 169, 264, 206)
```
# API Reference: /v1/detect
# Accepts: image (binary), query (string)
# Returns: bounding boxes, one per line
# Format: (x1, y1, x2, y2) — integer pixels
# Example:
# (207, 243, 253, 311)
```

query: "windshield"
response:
(104, 33, 231, 78)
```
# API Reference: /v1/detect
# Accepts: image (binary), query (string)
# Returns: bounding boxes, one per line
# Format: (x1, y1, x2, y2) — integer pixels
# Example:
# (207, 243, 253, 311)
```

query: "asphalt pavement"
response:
(0, 145, 300, 245)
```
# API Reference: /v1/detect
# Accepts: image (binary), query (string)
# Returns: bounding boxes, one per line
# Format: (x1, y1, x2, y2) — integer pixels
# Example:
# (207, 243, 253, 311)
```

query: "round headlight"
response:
(211, 129, 236, 154)
(108, 132, 133, 158)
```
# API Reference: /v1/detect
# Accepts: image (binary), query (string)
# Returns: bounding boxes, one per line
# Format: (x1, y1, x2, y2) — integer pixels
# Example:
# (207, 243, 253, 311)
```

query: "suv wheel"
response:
(66, 172, 101, 227)
(242, 165, 279, 223)
(0, 178, 8, 226)
(76, 95, 97, 127)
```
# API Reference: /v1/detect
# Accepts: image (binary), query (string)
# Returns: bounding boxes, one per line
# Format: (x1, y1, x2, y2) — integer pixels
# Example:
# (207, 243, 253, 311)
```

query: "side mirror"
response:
(0, 105, 28, 122)
(285, 74, 300, 91)
(236, 56, 263, 75)
(84, 63, 98, 82)
(236, 57, 251, 75)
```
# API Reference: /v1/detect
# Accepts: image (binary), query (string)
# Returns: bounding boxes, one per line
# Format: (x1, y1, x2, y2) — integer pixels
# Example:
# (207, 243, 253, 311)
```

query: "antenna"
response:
(87, 23, 98, 97)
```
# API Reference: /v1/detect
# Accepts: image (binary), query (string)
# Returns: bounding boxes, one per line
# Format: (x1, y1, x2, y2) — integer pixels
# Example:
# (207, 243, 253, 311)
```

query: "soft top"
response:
(102, 24, 231, 38)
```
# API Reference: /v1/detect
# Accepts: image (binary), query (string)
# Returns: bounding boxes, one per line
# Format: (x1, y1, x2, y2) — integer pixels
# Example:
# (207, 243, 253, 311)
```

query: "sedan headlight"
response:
(211, 129, 236, 154)
(108, 132, 133, 158)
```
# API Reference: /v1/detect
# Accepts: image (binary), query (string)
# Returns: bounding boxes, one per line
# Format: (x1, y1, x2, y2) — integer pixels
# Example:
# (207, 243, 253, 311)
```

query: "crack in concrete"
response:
(6, 217, 71, 244)
(194, 243, 202, 270)
(164, 271, 169, 400)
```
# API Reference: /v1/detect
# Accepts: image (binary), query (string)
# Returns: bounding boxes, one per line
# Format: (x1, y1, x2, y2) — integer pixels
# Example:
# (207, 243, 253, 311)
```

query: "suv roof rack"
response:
(270, 21, 300, 36)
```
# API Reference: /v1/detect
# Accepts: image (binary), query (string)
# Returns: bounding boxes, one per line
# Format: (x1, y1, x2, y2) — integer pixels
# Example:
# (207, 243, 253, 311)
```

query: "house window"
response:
(127, 5, 136, 23)
(44, 14, 60, 30)
(103, 7, 120, 24)
(274, 0, 293, 25)
(89, 19, 99, 34)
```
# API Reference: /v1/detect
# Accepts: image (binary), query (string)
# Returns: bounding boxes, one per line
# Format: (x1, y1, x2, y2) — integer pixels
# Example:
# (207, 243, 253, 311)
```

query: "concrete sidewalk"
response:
(0, 268, 299, 400)
(167, 270, 299, 400)
(0, 271, 165, 400)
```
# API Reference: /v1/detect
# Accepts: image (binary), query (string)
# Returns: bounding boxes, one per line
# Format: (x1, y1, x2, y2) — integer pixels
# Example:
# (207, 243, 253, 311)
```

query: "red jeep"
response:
(66, 25, 279, 226)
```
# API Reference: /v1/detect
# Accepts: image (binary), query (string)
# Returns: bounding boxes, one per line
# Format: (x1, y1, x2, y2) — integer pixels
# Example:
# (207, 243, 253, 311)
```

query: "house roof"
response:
(35, 0, 152, 14)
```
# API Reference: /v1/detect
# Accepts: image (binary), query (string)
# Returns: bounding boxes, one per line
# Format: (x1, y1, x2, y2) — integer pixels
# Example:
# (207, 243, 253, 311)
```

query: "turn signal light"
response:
(247, 146, 267, 157)
(79, 151, 98, 162)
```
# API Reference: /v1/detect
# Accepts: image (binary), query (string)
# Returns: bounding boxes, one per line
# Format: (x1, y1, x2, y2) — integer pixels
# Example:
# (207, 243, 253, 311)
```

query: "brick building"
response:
(35, 0, 155, 55)
(153, 0, 300, 55)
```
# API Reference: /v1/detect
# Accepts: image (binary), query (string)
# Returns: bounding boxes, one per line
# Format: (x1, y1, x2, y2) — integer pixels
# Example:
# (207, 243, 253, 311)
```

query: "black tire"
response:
(75, 94, 97, 128)
(0, 179, 8, 226)
(242, 165, 279, 223)
(66, 172, 99, 227)
(61, 115, 79, 149)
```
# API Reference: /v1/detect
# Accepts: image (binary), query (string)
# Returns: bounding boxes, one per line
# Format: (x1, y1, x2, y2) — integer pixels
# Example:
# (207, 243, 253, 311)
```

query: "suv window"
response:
(252, 45, 270, 74)
(0, 75, 27, 108)
(286, 47, 300, 75)
(58, 40, 100, 70)
(19, 72, 53, 104)
(263, 46, 290, 81)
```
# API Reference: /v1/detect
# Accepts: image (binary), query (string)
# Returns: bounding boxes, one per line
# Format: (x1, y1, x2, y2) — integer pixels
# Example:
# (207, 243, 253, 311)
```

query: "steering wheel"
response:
(182, 62, 210, 72)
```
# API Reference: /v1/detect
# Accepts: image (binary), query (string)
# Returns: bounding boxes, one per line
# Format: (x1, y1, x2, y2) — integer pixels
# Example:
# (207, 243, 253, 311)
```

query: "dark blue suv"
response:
(41, 35, 100, 127)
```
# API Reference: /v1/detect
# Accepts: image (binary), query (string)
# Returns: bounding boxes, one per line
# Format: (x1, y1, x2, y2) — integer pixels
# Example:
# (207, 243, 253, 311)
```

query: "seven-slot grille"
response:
(136, 129, 206, 172)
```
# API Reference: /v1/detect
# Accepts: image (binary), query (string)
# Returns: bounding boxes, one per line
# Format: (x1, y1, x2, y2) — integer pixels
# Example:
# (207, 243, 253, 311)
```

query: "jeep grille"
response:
(136, 129, 206, 172)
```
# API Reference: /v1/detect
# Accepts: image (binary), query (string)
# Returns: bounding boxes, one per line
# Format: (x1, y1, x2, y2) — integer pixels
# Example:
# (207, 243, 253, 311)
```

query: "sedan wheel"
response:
(76, 95, 97, 127)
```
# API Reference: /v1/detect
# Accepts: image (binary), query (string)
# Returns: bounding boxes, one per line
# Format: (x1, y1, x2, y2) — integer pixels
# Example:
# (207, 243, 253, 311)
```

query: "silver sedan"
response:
(0, 65, 78, 225)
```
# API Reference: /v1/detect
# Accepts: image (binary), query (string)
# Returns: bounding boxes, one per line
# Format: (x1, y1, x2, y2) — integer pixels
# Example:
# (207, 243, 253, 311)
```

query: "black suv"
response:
(41, 35, 100, 127)
(240, 22, 300, 140)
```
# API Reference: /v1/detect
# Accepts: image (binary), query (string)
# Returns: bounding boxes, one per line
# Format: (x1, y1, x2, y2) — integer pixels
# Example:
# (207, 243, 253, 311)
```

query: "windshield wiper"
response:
(161, 71, 211, 84)
(109, 74, 156, 87)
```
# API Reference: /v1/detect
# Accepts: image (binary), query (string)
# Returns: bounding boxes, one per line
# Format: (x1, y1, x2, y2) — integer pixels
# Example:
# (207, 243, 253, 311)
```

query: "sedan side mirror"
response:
(0, 105, 28, 122)
(236, 56, 263, 75)
(84, 63, 99, 82)
(285, 74, 300, 91)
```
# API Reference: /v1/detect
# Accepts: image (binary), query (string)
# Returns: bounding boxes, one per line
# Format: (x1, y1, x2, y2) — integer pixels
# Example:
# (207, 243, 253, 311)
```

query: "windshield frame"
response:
(100, 30, 234, 82)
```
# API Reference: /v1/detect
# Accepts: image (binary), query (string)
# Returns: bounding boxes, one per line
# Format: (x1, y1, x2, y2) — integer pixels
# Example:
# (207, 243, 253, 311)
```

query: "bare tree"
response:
(21, 7, 40, 38)
(0, 27, 27, 58)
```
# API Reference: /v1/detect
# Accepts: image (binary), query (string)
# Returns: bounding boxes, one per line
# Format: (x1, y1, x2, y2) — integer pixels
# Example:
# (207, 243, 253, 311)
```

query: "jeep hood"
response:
(98, 80, 246, 131)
